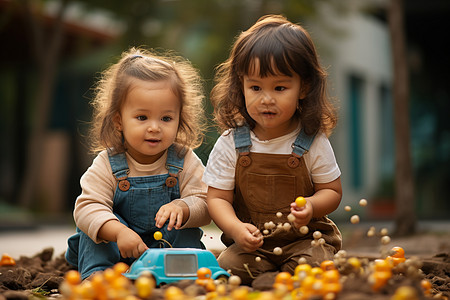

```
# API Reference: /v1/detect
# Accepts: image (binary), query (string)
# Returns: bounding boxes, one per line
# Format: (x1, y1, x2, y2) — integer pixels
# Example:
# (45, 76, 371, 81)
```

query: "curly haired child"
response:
(66, 47, 210, 279)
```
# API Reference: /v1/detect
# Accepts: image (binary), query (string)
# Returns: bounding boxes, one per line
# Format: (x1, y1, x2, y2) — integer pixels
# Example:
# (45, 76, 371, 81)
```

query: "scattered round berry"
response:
(287, 213, 296, 222)
(273, 247, 283, 255)
(350, 215, 360, 224)
(381, 235, 391, 245)
(313, 231, 322, 239)
(228, 275, 241, 286)
(300, 226, 309, 235)
(283, 223, 291, 231)
(380, 228, 389, 236)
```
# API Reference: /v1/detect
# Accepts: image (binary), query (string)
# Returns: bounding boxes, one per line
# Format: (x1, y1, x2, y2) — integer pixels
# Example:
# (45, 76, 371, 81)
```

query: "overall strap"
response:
(233, 125, 252, 154)
(166, 144, 184, 176)
(292, 129, 316, 157)
(107, 150, 130, 180)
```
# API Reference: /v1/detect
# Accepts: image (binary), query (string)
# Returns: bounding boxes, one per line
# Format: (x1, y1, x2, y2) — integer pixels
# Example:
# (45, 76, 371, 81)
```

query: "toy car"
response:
(123, 248, 229, 286)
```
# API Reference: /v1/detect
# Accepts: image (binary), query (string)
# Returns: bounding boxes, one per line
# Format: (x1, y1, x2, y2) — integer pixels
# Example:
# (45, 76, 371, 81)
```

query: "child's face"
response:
(115, 79, 180, 164)
(243, 65, 304, 140)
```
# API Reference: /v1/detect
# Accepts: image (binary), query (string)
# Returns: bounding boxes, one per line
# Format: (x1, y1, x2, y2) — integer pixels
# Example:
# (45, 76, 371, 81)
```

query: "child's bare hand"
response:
(155, 200, 186, 230)
(233, 223, 263, 252)
(290, 199, 314, 228)
(116, 227, 148, 258)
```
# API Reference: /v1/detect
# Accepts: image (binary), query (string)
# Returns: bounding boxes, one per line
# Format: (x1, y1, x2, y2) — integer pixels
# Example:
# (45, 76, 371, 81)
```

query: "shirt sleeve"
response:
(178, 149, 211, 229)
(304, 133, 341, 184)
(202, 132, 237, 191)
(73, 151, 119, 243)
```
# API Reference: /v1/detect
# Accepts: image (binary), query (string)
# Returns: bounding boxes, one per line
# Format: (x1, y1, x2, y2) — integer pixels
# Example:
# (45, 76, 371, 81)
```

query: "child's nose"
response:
(147, 120, 160, 132)
(260, 91, 275, 104)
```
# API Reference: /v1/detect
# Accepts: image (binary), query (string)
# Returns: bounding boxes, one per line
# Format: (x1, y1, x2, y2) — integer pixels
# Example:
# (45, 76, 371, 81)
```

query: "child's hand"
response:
(232, 223, 263, 252)
(155, 200, 188, 230)
(290, 198, 314, 228)
(116, 227, 148, 258)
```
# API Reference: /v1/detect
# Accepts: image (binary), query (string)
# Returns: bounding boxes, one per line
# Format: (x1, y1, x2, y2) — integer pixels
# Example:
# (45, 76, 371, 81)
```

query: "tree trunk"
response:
(388, 0, 416, 235)
(18, 0, 68, 209)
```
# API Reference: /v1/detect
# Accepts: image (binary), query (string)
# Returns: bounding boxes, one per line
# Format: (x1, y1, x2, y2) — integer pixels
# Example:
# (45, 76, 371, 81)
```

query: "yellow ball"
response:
(295, 196, 306, 207)
(165, 286, 184, 300)
(347, 257, 361, 269)
(114, 262, 129, 275)
(154, 231, 163, 240)
(64, 270, 81, 285)
(392, 286, 418, 300)
(135, 276, 155, 298)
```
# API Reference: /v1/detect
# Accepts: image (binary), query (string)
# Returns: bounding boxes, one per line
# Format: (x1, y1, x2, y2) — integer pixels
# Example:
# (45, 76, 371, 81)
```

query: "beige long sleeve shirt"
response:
(73, 148, 210, 243)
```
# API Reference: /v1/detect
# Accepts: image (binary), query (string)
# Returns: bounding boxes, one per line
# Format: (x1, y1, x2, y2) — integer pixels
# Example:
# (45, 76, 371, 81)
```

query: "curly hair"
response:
(211, 15, 337, 137)
(88, 47, 206, 155)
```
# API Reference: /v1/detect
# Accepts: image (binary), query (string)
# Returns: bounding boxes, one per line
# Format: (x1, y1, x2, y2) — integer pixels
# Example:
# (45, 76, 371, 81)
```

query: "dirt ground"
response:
(1, 230, 449, 300)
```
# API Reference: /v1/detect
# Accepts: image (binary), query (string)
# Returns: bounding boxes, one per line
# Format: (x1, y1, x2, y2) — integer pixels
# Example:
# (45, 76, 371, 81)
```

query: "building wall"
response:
(310, 5, 393, 219)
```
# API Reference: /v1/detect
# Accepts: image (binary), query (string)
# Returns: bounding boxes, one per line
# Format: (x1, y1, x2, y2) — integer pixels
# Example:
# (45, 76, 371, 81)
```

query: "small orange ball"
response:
(0, 254, 16, 266)
(310, 267, 323, 278)
(64, 270, 81, 285)
(347, 257, 362, 270)
(197, 267, 212, 279)
(294, 264, 312, 277)
(165, 286, 183, 299)
(103, 268, 116, 282)
(114, 262, 129, 275)
(322, 270, 340, 283)
(154, 231, 163, 240)
(295, 196, 307, 207)
(320, 260, 336, 271)
(421, 279, 432, 295)
(274, 272, 293, 291)
(391, 246, 405, 258)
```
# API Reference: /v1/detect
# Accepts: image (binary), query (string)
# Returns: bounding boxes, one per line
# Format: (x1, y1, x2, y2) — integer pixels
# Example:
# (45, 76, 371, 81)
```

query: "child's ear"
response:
(299, 82, 310, 99)
(113, 113, 122, 131)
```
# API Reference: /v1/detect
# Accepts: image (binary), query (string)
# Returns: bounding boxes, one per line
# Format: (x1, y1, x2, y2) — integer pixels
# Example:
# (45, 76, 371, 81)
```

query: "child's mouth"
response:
(262, 111, 276, 116)
(145, 138, 161, 144)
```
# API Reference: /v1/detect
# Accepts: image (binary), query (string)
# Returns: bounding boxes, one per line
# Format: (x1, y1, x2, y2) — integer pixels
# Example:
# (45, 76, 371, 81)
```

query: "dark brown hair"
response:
(211, 14, 337, 136)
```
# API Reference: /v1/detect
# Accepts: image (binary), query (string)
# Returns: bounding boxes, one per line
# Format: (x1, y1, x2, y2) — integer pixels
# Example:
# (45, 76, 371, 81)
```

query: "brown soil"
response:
(1, 233, 449, 300)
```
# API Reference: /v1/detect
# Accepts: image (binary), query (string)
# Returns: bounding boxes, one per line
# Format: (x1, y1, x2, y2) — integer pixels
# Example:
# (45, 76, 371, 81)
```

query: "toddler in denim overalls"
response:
(66, 146, 205, 279)
(65, 48, 209, 280)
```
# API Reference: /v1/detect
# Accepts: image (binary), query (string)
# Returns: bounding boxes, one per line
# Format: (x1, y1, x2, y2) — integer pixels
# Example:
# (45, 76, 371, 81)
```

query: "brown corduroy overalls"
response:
(217, 125, 342, 285)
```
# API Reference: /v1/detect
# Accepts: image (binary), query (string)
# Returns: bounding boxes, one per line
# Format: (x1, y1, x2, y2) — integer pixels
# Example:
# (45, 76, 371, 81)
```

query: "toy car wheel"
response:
(214, 275, 229, 285)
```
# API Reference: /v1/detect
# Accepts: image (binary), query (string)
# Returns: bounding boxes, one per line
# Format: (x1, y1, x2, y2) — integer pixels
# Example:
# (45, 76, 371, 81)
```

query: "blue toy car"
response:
(123, 248, 229, 286)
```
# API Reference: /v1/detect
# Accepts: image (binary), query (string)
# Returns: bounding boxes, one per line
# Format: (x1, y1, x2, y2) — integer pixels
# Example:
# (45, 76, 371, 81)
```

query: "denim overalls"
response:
(217, 125, 342, 285)
(66, 145, 204, 279)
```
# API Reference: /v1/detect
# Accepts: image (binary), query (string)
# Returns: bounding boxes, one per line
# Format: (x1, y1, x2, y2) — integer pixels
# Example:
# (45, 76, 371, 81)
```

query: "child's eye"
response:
(251, 86, 261, 92)
(162, 116, 172, 122)
(137, 115, 147, 121)
(275, 86, 286, 91)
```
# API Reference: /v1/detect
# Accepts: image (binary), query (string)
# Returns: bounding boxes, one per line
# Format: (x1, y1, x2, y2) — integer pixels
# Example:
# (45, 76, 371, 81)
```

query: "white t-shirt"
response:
(203, 125, 341, 190)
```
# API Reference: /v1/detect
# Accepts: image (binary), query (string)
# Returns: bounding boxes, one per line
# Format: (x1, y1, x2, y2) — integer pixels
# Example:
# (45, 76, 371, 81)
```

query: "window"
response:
(165, 254, 198, 276)
(348, 74, 365, 189)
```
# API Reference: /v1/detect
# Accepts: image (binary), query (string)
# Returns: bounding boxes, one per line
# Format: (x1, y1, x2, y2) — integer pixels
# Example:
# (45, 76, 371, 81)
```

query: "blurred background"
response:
(0, 0, 449, 236)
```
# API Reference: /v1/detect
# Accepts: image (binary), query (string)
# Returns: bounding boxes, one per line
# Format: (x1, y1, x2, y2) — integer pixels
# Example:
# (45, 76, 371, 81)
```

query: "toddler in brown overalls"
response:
(203, 15, 342, 285)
